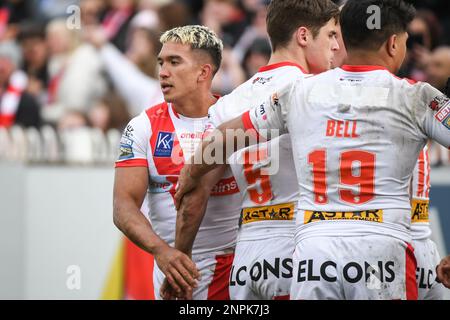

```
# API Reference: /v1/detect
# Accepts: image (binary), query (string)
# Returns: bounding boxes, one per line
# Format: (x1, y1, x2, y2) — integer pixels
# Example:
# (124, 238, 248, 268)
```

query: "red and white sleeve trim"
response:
(115, 159, 148, 168)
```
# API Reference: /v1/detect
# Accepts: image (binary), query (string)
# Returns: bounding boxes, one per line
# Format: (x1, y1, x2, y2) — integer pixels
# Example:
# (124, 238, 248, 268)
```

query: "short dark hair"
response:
(340, 0, 416, 51)
(266, 0, 340, 51)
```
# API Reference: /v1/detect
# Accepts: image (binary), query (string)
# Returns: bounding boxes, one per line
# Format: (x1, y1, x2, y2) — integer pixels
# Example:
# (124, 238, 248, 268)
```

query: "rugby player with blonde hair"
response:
(113, 25, 241, 300)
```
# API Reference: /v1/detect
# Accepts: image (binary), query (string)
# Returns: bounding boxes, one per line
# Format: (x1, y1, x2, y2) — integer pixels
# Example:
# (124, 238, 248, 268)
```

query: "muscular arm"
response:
(113, 167, 199, 296)
(175, 115, 250, 200)
(175, 165, 228, 256)
(113, 167, 166, 253)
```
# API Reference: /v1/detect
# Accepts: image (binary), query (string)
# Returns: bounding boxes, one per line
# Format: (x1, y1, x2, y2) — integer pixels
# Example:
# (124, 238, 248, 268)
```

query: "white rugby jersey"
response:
(410, 146, 432, 240)
(116, 102, 241, 255)
(243, 65, 450, 243)
(208, 62, 306, 241)
(228, 135, 298, 241)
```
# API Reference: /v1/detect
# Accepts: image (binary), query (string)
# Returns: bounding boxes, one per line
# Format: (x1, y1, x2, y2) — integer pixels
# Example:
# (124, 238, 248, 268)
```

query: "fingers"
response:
(181, 256, 201, 281)
(161, 280, 184, 300)
(167, 266, 194, 297)
(164, 272, 183, 296)
(160, 280, 175, 300)
(183, 289, 193, 300)
(437, 262, 450, 289)
(154, 244, 199, 299)
(172, 257, 199, 288)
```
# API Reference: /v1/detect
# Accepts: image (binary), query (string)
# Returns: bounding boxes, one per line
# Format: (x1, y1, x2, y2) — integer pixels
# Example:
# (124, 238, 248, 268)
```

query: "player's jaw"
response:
(160, 77, 199, 104)
(305, 19, 340, 74)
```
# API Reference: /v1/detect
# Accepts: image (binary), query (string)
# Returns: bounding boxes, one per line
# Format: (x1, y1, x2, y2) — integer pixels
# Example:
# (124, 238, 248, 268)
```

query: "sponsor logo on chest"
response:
(154, 131, 174, 157)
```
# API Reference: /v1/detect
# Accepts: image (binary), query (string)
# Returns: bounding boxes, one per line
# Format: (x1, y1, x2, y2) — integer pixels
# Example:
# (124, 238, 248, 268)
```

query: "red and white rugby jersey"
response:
(207, 62, 306, 241)
(116, 102, 241, 255)
(410, 146, 432, 240)
(244, 65, 450, 243)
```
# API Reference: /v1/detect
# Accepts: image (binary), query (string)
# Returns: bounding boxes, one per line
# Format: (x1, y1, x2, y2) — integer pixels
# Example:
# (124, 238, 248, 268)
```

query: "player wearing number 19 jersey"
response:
(239, 0, 450, 299)
(411, 146, 446, 299)
(205, 0, 340, 299)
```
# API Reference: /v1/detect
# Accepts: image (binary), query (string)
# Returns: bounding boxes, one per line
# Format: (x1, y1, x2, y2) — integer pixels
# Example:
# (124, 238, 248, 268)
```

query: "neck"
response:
(345, 50, 395, 73)
(171, 90, 217, 118)
(269, 45, 309, 73)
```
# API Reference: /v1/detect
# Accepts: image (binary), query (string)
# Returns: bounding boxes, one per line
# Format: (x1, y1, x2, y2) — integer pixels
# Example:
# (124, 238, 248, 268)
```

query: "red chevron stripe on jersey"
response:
(146, 102, 184, 176)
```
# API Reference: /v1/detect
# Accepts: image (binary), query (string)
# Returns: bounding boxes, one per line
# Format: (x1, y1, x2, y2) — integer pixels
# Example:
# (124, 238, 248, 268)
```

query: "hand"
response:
(436, 255, 450, 289)
(160, 278, 191, 300)
(175, 164, 200, 210)
(153, 244, 200, 297)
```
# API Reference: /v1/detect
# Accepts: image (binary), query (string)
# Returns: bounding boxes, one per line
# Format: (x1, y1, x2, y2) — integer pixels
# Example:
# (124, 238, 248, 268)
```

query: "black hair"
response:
(340, 0, 416, 51)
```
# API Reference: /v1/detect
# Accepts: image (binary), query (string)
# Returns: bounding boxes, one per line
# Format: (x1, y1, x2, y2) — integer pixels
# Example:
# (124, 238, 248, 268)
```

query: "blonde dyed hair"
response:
(160, 25, 223, 73)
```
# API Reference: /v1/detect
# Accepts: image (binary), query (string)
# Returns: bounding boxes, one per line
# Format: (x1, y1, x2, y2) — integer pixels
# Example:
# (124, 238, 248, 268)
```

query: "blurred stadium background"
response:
(0, 0, 449, 299)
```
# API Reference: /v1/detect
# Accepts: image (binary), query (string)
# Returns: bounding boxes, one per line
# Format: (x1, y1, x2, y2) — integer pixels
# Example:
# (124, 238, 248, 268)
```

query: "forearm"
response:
(175, 166, 227, 255)
(189, 118, 247, 180)
(175, 197, 205, 257)
(113, 199, 168, 255)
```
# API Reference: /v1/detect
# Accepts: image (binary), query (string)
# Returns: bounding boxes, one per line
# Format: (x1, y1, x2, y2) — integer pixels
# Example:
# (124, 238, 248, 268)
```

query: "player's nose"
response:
(332, 38, 340, 51)
(159, 65, 170, 79)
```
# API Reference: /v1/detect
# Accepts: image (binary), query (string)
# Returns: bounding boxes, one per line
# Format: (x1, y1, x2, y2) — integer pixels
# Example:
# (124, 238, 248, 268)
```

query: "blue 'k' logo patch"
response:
(154, 131, 174, 157)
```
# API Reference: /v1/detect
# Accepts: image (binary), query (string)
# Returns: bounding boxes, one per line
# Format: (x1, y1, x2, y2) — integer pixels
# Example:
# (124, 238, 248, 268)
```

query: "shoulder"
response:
(125, 104, 166, 138)
(144, 102, 169, 118)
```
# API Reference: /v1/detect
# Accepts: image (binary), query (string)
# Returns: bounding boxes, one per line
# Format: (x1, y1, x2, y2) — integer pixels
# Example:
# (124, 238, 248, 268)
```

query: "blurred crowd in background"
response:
(0, 0, 449, 165)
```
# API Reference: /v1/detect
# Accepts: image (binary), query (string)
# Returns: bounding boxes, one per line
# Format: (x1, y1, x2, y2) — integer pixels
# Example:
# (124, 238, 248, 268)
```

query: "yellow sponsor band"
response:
(241, 202, 295, 224)
(304, 209, 383, 224)
(411, 199, 429, 223)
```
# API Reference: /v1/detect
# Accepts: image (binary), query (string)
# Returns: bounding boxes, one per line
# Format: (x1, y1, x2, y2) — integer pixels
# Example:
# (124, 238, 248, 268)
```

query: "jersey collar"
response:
(258, 61, 307, 74)
(341, 65, 388, 72)
(170, 95, 220, 119)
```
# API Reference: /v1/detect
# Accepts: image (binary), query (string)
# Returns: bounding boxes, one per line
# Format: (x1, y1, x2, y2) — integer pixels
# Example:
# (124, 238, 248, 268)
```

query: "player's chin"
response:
(162, 92, 176, 103)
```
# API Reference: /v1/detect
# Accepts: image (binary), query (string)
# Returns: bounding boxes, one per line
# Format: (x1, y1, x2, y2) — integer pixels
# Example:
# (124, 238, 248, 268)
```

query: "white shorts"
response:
(229, 237, 293, 300)
(413, 238, 445, 300)
(291, 235, 417, 300)
(153, 251, 234, 300)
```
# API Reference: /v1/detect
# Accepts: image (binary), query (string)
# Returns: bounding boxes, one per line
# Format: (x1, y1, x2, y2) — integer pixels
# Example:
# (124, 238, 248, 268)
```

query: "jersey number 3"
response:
(308, 150, 375, 205)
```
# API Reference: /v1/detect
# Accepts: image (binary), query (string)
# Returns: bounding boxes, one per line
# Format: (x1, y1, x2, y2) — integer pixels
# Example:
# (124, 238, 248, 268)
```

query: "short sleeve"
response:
(414, 83, 450, 149)
(115, 113, 150, 167)
(242, 81, 296, 140)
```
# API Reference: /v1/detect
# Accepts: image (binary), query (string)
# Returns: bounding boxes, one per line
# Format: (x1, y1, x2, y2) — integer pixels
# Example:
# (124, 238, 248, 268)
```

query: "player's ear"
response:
(295, 26, 309, 47)
(198, 63, 214, 82)
(386, 34, 398, 57)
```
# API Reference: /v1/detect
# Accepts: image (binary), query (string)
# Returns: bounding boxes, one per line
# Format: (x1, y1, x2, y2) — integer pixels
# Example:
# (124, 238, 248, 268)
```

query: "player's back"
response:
(229, 134, 298, 241)
(287, 65, 445, 243)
